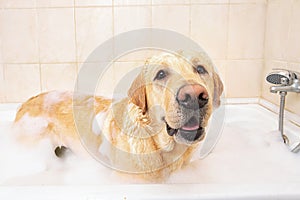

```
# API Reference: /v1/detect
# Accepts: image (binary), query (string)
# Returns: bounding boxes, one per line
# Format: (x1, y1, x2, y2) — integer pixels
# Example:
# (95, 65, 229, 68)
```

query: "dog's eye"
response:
(154, 70, 167, 80)
(196, 65, 208, 74)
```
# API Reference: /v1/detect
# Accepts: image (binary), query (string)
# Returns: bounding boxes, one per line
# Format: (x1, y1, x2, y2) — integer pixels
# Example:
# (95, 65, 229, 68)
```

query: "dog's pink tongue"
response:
(181, 117, 199, 131)
(181, 125, 199, 131)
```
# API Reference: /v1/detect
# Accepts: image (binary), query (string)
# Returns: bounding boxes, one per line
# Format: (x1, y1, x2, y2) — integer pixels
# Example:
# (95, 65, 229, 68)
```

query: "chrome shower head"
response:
(266, 69, 293, 85)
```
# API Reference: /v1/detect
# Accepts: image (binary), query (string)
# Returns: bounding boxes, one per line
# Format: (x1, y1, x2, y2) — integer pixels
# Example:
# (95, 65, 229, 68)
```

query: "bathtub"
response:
(1, 100, 300, 199)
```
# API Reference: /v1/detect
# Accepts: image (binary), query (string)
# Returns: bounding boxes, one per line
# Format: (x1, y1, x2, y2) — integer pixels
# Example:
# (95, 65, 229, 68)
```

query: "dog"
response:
(13, 51, 223, 181)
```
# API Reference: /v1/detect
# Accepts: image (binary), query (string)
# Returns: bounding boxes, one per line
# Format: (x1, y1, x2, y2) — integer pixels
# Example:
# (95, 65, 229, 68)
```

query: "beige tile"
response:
(0, 9, 39, 63)
(0, 84, 4, 103)
(261, 87, 278, 106)
(0, 64, 4, 102)
(191, 0, 228, 4)
(114, 61, 144, 84)
(0, 0, 36, 8)
(263, 59, 288, 72)
(115, 49, 160, 62)
(85, 62, 115, 98)
(213, 60, 230, 98)
(0, 63, 3, 80)
(77, 62, 114, 97)
(264, 0, 292, 60)
(288, 62, 300, 75)
(213, 60, 227, 88)
(114, 0, 151, 5)
(228, 4, 266, 59)
(38, 8, 76, 63)
(75, 0, 112, 6)
(75, 7, 113, 62)
(191, 4, 228, 59)
(286, 92, 300, 116)
(285, 62, 300, 115)
(0, 38, 3, 64)
(113, 6, 152, 61)
(286, 1, 300, 63)
(41, 63, 77, 92)
(4, 64, 40, 102)
(113, 61, 144, 98)
(114, 6, 151, 35)
(36, 0, 74, 7)
(230, 0, 266, 3)
(152, 5, 190, 37)
(152, 0, 190, 4)
(225, 60, 263, 98)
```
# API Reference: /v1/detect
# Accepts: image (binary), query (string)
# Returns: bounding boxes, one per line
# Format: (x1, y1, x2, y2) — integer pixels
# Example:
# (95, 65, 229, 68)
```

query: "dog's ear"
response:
(128, 72, 147, 114)
(213, 72, 224, 108)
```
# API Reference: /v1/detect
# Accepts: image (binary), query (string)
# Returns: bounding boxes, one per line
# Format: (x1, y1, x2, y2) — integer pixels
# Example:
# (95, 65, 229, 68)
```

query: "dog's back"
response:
(14, 91, 111, 156)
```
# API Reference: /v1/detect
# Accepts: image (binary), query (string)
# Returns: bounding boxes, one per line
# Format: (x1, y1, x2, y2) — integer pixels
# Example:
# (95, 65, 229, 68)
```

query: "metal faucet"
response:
(266, 69, 300, 153)
(270, 79, 300, 93)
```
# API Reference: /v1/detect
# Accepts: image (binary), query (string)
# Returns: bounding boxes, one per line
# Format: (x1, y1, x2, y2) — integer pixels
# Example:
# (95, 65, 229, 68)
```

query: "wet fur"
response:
(13, 51, 223, 181)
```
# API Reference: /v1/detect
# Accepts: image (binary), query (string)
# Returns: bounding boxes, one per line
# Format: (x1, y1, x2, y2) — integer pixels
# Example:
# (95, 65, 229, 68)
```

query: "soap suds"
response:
(1, 104, 300, 185)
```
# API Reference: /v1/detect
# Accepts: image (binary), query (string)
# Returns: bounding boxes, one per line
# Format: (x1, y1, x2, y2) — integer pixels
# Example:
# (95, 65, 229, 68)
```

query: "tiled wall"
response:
(0, 0, 267, 103)
(262, 0, 300, 115)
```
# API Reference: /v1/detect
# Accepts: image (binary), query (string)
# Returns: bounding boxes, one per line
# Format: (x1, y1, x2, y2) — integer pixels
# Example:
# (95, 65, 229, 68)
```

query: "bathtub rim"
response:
(1, 184, 300, 200)
(1, 100, 300, 199)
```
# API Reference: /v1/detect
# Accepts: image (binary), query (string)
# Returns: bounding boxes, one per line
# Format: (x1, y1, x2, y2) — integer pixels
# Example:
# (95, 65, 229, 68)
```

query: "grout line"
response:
(264, 59, 300, 66)
(190, 3, 230, 5)
(260, 1, 267, 99)
(261, 0, 269, 101)
(150, 0, 153, 27)
(73, 0, 79, 91)
(1, 62, 79, 65)
(0, 4, 194, 10)
(0, 59, 269, 65)
(226, 2, 230, 61)
(2, 63, 7, 102)
(0, 1, 267, 10)
(262, 1, 267, 64)
(73, 0, 78, 73)
(188, 0, 192, 39)
(0, 64, 3, 81)
(112, 0, 115, 38)
(150, 0, 153, 46)
(228, 3, 266, 5)
(282, 0, 293, 61)
(34, 1, 43, 93)
(227, 58, 264, 61)
(112, 0, 116, 88)
(39, 63, 43, 92)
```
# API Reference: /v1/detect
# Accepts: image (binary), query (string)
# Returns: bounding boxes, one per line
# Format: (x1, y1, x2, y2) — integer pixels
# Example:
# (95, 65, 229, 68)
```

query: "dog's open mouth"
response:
(166, 116, 205, 142)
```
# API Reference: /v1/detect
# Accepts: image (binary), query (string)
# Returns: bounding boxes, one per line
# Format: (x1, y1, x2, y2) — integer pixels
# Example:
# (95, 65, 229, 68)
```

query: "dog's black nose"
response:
(176, 84, 208, 109)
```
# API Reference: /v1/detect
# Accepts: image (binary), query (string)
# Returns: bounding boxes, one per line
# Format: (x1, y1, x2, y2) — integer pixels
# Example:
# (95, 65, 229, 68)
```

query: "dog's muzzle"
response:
(166, 116, 205, 142)
(164, 84, 208, 142)
(176, 84, 208, 110)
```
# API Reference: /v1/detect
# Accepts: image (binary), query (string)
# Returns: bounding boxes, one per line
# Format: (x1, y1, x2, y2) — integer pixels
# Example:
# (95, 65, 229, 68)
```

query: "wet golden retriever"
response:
(13, 51, 223, 181)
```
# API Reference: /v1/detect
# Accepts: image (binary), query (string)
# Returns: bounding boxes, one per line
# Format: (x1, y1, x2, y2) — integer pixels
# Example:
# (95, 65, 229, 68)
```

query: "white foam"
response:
(1, 104, 300, 185)
(92, 112, 107, 135)
(168, 105, 300, 184)
(14, 113, 49, 136)
(98, 137, 112, 161)
(0, 121, 57, 184)
(43, 91, 70, 110)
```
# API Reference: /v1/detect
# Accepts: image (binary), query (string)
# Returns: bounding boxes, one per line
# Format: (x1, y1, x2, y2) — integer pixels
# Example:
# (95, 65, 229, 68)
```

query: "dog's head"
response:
(128, 51, 223, 146)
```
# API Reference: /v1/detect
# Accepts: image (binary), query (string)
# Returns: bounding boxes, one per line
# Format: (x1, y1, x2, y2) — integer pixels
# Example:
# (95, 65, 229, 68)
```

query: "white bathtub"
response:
(1, 101, 300, 199)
